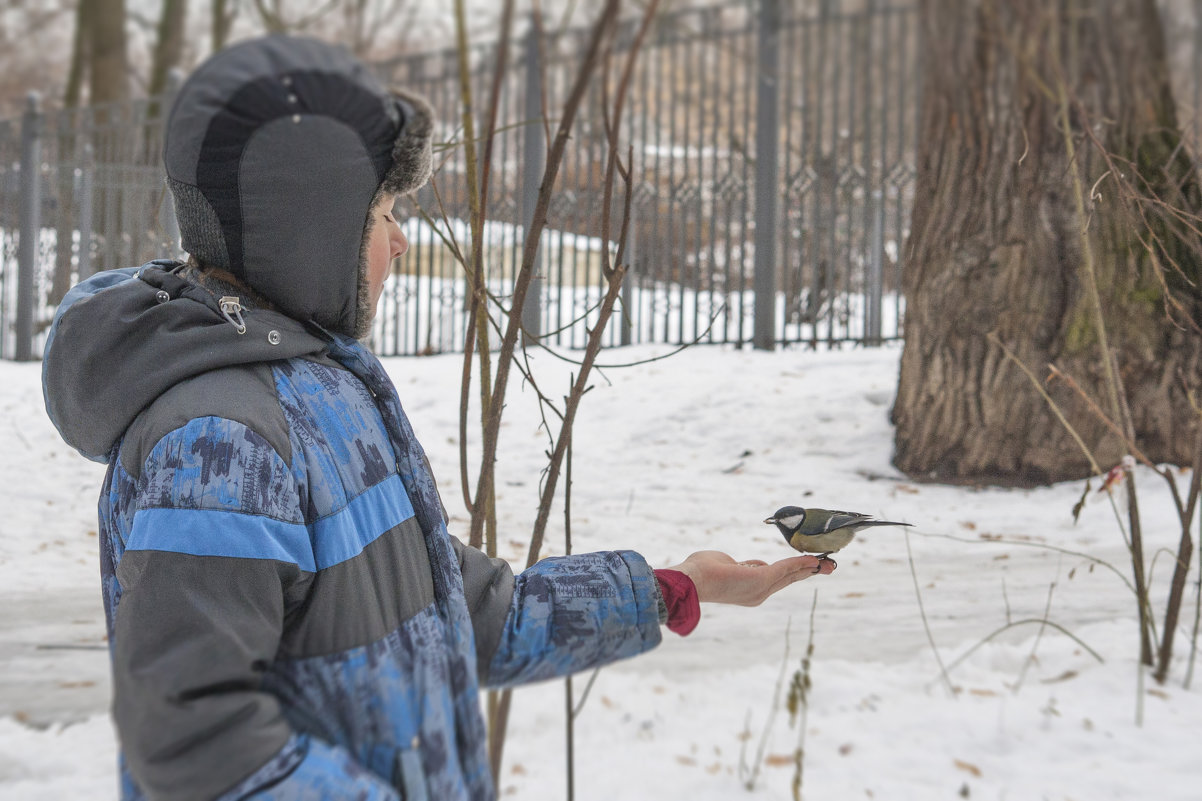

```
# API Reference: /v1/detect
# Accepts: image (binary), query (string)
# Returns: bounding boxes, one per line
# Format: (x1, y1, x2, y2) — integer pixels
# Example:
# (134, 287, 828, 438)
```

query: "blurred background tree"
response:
(0, 0, 545, 116)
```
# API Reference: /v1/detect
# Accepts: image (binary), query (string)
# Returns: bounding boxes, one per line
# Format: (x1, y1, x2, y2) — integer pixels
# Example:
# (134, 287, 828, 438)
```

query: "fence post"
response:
(77, 142, 95, 281)
(866, 189, 884, 344)
(17, 91, 42, 363)
(753, 0, 782, 351)
(520, 18, 545, 345)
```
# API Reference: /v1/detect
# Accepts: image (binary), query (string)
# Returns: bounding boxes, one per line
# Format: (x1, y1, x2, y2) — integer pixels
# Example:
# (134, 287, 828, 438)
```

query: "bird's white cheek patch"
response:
(780, 514, 805, 529)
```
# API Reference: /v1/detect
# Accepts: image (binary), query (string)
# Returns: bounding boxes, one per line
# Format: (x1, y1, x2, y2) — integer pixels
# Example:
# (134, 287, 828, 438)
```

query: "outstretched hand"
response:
(665, 550, 835, 607)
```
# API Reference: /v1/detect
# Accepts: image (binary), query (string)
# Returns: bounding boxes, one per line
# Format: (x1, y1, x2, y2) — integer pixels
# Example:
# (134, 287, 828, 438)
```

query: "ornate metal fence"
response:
(371, 0, 920, 356)
(0, 0, 920, 360)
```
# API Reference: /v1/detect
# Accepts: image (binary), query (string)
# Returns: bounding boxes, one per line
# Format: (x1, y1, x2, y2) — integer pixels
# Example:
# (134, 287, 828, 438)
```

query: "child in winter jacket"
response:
(42, 34, 832, 801)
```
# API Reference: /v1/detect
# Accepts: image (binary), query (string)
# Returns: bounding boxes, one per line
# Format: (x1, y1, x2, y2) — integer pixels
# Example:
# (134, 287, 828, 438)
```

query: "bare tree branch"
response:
(466, 0, 622, 549)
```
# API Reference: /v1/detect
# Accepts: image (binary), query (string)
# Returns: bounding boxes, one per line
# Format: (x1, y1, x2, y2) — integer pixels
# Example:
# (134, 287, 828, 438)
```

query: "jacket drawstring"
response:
(219, 296, 247, 335)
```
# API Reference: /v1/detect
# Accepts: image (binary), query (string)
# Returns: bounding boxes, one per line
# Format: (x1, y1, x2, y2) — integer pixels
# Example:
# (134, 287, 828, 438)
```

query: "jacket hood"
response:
(164, 35, 433, 338)
(43, 261, 332, 463)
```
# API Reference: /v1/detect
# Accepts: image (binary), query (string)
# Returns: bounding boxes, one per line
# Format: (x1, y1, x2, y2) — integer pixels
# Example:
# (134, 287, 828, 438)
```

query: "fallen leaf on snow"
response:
(954, 759, 982, 778)
(764, 754, 794, 767)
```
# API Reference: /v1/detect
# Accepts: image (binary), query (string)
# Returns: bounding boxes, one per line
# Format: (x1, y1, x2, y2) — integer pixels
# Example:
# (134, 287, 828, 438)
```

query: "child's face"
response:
(365, 193, 409, 315)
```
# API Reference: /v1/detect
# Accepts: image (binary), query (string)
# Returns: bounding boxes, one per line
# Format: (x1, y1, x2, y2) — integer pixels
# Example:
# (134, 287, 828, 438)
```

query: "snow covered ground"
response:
(1, 343, 1198, 800)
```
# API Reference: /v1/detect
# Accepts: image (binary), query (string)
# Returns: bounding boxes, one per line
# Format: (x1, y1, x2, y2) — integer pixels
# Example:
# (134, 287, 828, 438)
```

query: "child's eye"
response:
(383, 214, 395, 224)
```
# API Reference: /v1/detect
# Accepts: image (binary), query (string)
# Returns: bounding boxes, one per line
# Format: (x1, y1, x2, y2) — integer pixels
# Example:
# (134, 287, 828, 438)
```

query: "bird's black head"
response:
(764, 505, 806, 541)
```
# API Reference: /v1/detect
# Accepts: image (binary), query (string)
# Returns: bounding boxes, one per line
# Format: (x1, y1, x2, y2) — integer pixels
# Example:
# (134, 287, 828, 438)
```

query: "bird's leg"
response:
(817, 553, 837, 570)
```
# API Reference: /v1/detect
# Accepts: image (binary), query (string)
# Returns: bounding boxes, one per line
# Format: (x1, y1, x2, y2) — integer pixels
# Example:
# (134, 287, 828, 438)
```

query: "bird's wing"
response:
(824, 511, 872, 532)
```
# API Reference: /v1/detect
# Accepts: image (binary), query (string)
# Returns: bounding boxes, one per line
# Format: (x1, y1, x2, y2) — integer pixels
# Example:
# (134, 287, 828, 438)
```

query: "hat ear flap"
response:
(381, 90, 434, 196)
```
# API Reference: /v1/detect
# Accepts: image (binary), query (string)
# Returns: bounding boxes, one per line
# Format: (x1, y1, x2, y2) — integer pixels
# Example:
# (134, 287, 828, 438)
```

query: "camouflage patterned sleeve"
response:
(479, 550, 664, 688)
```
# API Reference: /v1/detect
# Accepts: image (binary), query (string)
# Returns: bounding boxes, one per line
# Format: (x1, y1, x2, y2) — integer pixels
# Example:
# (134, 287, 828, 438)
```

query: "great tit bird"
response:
(764, 505, 911, 566)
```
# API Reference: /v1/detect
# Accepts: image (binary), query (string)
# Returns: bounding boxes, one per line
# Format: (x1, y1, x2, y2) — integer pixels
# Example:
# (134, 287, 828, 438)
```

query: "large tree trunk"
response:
(51, 0, 92, 307)
(64, 0, 90, 108)
(85, 0, 131, 272)
(149, 0, 188, 99)
(892, 0, 1202, 486)
(87, 0, 128, 105)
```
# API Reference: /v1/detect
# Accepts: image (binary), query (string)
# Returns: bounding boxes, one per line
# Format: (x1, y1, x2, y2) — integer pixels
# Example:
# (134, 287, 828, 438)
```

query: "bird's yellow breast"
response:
(788, 528, 856, 554)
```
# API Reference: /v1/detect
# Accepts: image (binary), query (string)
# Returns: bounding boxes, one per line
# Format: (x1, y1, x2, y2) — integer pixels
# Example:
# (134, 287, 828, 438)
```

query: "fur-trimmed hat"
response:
(163, 35, 433, 337)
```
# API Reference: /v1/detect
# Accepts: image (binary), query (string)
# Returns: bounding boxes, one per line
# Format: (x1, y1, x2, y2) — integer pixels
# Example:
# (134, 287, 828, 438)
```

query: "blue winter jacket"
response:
(42, 262, 664, 800)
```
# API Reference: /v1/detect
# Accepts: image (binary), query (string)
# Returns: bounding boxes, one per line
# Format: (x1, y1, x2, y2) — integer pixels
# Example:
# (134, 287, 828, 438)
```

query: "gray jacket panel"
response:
(450, 537, 516, 683)
(279, 516, 436, 659)
(120, 363, 291, 478)
(113, 549, 299, 801)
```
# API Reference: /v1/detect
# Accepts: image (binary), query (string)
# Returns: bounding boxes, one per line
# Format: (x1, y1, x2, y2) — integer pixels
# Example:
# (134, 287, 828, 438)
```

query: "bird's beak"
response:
(763, 517, 775, 525)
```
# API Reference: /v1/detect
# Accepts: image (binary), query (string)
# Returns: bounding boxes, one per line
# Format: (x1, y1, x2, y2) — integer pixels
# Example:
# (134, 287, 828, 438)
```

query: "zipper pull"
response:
(219, 296, 247, 335)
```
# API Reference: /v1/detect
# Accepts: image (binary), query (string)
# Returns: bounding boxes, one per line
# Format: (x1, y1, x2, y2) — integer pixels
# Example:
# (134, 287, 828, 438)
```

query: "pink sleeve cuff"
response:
(653, 569, 700, 636)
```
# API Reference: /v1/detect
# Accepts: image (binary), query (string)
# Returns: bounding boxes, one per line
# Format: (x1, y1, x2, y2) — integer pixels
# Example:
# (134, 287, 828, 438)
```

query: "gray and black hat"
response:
(164, 34, 433, 337)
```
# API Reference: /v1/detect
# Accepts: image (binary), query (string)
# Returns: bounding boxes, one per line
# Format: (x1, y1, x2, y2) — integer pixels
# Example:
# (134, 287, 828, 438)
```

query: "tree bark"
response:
(893, 0, 1202, 486)
(149, 0, 188, 99)
(52, 0, 92, 306)
(64, 0, 90, 108)
(87, 0, 129, 105)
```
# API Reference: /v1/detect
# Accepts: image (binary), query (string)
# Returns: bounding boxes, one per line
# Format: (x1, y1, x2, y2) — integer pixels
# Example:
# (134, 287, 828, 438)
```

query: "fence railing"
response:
(0, 0, 920, 361)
